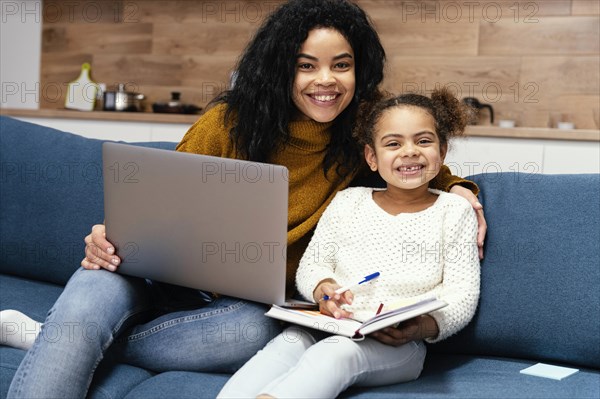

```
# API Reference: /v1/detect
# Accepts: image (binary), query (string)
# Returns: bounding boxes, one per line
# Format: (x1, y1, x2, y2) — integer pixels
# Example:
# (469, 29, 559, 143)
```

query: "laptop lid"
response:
(102, 142, 288, 305)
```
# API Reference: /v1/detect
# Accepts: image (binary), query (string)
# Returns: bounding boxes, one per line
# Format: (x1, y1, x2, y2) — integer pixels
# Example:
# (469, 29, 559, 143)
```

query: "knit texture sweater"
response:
(296, 187, 480, 343)
(176, 104, 477, 293)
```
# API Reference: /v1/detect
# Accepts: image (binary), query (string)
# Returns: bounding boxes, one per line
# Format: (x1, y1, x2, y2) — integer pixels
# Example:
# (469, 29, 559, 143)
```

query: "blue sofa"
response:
(1, 115, 598, 398)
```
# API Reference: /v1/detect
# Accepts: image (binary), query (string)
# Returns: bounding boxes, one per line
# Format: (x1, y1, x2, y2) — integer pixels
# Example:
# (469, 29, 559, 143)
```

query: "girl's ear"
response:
(440, 143, 448, 163)
(364, 145, 378, 171)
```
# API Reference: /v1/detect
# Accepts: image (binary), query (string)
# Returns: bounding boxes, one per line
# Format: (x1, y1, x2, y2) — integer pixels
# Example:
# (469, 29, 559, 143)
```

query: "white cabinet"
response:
(14, 116, 191, 143)
(445, 136, 599, 176)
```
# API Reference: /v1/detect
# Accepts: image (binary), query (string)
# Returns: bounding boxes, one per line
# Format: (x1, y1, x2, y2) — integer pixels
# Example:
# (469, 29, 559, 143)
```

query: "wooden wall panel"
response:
(358, 1, 572, 19)
(383, 19, 478, 56)
(386, 55, 522, 126)
(553, 95, 600, 130)
(135, 0, 279, 24)
(520, 56, 600, 97)
(572, 0, 600, 15)
(43, 0, 125, 23)
(39, 0, 599, 130)
(42, 23, 153, 54)
(152, 21, 254, 56)
(366, 14, 479, 56)
(479, 16, 600, 55)
(92, 55, 183, 88)
(181, 55, 234, 88)
(387, 56, 521, 90)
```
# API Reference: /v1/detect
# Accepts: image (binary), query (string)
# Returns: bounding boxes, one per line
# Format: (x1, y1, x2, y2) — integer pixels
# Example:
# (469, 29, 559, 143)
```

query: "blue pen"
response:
(323, 272, 381, 301)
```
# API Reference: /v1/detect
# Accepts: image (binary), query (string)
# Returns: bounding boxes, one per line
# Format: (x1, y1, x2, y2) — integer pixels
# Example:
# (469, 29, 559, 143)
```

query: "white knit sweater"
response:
(296, 187, 480, 343)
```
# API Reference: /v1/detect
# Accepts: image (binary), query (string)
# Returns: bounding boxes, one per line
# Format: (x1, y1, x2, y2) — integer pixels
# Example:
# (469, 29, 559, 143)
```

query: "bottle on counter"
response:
(65, 63, 99, 111)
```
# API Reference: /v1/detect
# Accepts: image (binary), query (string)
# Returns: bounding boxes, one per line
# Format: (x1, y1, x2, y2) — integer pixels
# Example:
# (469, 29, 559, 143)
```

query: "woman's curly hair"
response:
(355, 87, 471, 149)
(212, 0, 386, 179)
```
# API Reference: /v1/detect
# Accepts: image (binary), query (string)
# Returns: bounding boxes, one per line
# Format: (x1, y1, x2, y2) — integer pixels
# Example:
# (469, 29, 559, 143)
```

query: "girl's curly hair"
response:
(212, 0, 386, 179)
(355, 87, 472, 149)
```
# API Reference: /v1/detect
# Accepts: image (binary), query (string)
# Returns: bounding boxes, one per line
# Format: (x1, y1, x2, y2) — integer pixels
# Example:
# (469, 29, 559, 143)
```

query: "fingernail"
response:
(107, 247, 114, 254)
(112, 257, 119, 265)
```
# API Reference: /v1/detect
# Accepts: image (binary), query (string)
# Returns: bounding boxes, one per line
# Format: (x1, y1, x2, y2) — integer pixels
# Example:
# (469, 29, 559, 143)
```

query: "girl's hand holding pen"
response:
(313, 279, 354, 320)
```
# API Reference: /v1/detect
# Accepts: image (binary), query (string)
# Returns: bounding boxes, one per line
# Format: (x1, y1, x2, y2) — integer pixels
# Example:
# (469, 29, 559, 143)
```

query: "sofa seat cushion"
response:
(0, 274, 63, 321)
(0, 347, 153, 399)
(85, 353, 600, 399)
(343, 354, 600, 399)
(122, 371, 230, 398)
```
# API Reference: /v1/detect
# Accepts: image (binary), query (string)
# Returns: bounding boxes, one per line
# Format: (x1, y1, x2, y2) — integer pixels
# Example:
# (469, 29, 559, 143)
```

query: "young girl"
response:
(4, 1, 483, 397)
(218, 88, 481, 398)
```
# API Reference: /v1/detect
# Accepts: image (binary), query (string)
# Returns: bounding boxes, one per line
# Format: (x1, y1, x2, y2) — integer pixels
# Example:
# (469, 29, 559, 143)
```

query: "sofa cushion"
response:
(85, 354, 600, 399)
(88, 363, 154, 399)
(0, 274, 63, 321)
(431, 173, 600, 370)
(122, 371, 230, 398)
(0, 116, 176, 285)
(0, 347, 154, 399)
(343, 354, 600, 398)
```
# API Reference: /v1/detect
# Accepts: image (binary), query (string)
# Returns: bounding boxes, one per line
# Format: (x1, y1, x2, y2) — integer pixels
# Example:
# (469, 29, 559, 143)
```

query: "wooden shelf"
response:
(464, 125, 599, 142)
(2, 108, 599, 142)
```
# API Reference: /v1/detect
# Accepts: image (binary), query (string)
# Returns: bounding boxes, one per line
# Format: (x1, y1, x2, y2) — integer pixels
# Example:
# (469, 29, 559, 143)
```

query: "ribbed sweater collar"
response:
(287, 120, 332, 152)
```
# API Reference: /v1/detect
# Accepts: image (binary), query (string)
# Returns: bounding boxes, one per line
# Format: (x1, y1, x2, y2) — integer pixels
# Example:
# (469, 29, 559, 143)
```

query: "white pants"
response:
(217, 326, 427, 398)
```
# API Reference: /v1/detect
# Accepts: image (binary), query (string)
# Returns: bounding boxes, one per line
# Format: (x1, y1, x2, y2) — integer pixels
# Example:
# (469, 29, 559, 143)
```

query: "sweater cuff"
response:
(424, 309, 447, 344)
(297, 272, 337, 303)
(430, 165, 480, 196)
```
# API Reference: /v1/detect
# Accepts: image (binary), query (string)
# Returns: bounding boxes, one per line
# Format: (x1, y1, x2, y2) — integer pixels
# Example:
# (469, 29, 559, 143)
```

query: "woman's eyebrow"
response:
(296, 53, 354, 61)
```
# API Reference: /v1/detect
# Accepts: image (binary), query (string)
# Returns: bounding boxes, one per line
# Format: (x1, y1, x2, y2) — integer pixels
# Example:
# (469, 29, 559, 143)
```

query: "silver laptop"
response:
(102, 142, 291, 305)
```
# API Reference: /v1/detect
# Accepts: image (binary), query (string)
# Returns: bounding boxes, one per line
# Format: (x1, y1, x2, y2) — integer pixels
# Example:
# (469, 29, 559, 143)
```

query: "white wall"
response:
(0, 0, 42, 109)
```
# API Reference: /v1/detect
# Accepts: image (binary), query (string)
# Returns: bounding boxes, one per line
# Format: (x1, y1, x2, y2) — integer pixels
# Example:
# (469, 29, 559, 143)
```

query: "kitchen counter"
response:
(0, 107, 200, 125)
(463, 125, 599, 142)
(1, 107, 599, 142)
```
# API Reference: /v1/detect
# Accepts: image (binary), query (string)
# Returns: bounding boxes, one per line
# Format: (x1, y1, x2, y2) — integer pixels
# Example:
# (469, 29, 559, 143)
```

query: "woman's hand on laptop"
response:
(81, 224, 121, 272)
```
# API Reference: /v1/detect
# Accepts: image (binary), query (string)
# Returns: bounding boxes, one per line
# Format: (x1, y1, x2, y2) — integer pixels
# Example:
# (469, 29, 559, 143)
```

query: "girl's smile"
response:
(292, 28, 356, 122)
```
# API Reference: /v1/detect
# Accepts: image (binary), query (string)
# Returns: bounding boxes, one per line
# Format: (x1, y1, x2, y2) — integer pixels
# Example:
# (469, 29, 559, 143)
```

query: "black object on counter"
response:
(462, 97, 494, 125)
(152, 92, 202, 114)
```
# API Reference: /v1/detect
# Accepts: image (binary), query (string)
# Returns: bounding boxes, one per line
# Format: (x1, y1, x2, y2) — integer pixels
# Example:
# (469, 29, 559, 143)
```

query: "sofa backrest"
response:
(0, 116, 176, 285)
(2, 117, 599, 369)
(431, 172, 600, 370)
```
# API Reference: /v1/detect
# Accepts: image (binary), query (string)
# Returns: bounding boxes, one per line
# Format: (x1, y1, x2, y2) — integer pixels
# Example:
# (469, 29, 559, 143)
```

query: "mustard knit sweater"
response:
(176, 104, 476, 293)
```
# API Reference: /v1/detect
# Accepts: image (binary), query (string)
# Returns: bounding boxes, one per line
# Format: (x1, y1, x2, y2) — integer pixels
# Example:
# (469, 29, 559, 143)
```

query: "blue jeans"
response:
(7, 268, 282, 398)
